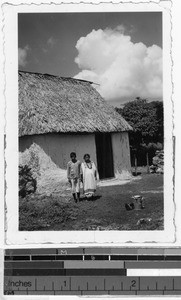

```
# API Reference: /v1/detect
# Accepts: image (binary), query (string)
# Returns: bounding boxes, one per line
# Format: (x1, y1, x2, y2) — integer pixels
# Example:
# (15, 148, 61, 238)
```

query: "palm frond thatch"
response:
(19, 71, 132, 136)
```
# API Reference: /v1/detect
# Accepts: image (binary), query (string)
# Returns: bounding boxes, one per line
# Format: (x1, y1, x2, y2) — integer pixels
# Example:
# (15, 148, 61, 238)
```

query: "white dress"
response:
(81, 161, 97, 198)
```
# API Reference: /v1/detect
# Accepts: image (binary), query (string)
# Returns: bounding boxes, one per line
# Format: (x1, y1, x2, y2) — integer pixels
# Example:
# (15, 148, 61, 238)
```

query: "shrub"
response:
(19, 165, 37, 198)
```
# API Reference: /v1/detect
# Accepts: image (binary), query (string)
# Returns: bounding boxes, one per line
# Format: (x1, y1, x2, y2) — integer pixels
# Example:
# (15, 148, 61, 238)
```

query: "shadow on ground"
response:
(79, 195, 102, 202)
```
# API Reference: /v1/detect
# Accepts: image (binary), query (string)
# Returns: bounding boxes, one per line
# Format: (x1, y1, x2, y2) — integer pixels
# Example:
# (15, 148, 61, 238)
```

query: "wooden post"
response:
(146, 152, 150, 174)
(134, 154, 137, 176)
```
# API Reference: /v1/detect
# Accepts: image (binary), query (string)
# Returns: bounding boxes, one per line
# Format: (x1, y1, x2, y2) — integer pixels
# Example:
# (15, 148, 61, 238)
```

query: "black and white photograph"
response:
(18, 11, 164, 232)
(3, 2, 174, 244)
(2, 1, 181, 298)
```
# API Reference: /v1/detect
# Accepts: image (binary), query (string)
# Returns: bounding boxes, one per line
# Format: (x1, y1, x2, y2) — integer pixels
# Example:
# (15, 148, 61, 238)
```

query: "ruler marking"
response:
(69, 277, 71, 291)
(9, 290, 181, 293)
(5, 249, 181, 295)
(138, 276, 140, 291)
(5, 290, 181, 294)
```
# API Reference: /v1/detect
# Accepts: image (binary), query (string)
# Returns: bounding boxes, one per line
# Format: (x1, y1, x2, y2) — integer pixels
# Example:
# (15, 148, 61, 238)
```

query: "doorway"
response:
(95, 133, 114, 180)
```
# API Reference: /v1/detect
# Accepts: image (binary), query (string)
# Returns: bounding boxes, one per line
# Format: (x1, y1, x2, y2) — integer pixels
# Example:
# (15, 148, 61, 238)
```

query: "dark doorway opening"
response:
(95, 133, 114, 180)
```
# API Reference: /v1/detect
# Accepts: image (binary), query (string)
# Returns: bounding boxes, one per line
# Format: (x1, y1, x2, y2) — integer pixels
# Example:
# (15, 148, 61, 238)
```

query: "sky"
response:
(18, 12, 162, 106)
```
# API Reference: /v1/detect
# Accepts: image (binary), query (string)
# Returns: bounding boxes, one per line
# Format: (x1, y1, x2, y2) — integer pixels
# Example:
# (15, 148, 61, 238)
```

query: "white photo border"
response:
(3, 1, 174, 245)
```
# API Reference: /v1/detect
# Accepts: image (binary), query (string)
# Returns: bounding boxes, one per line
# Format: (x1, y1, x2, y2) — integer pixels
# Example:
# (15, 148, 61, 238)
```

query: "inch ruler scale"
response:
(4, 247, 181, 295)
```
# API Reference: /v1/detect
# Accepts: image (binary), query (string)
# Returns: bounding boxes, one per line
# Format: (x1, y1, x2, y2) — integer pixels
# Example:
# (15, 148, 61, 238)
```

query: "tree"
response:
(116, 97, 163, 144)
(151, 100, 164, 142)
(116, 97, 164, 166)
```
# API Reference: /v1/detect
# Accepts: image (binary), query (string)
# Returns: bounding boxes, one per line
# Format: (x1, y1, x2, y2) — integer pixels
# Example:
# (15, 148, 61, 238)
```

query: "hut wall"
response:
(19, 133, 97, 170)
(111, 132, 132, 179)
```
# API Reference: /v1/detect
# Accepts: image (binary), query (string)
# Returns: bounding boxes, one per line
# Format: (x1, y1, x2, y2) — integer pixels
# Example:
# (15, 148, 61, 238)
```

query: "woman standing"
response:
(81, 154, 97, 199)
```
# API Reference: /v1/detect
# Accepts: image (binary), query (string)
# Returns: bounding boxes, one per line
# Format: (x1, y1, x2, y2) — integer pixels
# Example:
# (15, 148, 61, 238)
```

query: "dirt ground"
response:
(19, 169, 164, 231)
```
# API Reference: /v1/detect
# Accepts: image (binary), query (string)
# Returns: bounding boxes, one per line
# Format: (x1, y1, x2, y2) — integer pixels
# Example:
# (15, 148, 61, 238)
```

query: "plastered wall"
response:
(19, 133, 98, 170)
(111, 132, 132, 179)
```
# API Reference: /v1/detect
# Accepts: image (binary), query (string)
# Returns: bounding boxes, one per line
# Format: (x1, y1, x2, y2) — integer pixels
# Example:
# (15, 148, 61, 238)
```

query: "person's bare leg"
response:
(73, 193, 77, 203)
(77, 192, 80, 202)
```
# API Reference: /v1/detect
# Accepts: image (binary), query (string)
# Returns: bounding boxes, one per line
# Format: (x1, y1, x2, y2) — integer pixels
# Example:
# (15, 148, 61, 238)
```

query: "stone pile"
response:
(150, 150, 164, 174)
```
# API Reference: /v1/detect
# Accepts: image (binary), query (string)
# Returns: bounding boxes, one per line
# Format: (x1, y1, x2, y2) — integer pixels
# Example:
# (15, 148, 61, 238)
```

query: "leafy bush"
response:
(19, 165, 37, 198)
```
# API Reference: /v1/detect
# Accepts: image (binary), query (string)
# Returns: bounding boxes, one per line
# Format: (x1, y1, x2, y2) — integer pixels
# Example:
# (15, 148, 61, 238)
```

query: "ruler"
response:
(4, 248, 181, 295)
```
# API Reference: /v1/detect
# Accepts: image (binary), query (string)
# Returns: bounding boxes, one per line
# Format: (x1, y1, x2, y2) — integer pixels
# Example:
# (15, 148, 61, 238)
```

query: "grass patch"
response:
(19, 196, 79, 230)
(19, 172, 163, 231)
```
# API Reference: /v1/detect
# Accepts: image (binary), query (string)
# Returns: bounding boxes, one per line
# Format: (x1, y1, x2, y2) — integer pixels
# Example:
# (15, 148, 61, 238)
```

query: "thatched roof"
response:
(19, 71, 132, 136)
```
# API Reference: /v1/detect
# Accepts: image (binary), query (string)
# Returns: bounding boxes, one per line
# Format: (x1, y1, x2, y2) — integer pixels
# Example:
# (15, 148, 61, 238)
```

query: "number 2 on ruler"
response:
(131, 280, 136, 288)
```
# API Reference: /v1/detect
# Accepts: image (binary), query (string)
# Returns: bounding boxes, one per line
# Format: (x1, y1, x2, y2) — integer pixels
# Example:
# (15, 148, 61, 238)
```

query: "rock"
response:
(153, 156, 160, 166)
(150, 165, 157, 173)
(137, 218, 152, 226)
(150, 150, 164, 174)
(156, 167, 164, 174)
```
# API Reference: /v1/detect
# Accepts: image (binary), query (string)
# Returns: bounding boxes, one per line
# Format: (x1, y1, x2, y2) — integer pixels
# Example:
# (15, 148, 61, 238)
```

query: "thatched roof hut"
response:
(19, 71, 132, 137)
(19, 71, 132, 181)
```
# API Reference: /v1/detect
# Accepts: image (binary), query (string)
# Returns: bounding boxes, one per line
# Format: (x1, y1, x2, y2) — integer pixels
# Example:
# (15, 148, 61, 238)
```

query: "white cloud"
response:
(18, 45, 30, 67)
(74, 28, 162, 102)
(42, 37, 56, 54)
(47, 37, 56, 47)
(42, 48, 48, 53)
